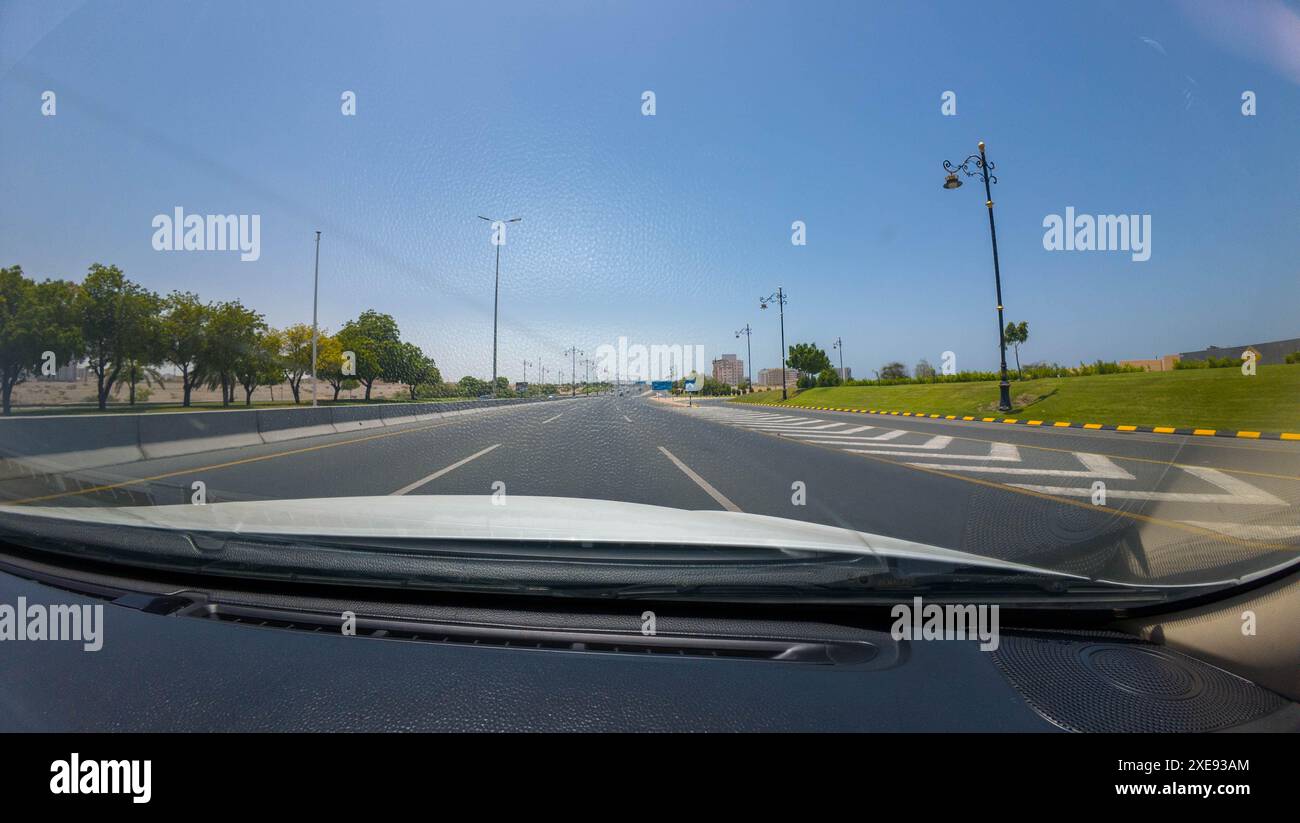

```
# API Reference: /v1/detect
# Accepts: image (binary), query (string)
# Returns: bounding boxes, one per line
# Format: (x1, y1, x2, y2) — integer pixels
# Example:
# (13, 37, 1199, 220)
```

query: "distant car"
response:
(547, 394, 555, 399)
(477, 394, 492, 400)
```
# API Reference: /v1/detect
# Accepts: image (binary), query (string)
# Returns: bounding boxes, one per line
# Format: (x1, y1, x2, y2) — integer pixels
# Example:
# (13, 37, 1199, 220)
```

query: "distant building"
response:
(757, 367, 800, 389)
(712, 353, 744, 386)
(1179, 338, 1300, 366)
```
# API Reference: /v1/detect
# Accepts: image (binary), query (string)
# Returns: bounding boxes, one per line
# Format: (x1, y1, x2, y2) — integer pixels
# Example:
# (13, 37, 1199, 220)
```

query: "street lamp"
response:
(942, 141, 1012, 412)
(522, 359, 532, 384)
(478, 214, 522, 393)
(735, 323, 753, 391)
(759, 287, 789, 400)
(563, 346, 582, 397)
(832, 336, 844, 382)
(310, 231, 321, 407)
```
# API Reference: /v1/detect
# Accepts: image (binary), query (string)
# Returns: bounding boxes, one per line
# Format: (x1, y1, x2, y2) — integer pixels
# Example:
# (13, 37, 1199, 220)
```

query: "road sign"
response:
(684, 380, 700, 393)
(651, 380, 672, 391)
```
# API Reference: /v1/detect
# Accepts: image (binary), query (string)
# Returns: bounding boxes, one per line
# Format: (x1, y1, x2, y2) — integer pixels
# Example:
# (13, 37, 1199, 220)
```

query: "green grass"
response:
(730, 365, 1300, 433)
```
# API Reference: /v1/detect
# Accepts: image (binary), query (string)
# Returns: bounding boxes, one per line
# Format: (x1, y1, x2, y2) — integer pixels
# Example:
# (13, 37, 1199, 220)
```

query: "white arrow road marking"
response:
(906, 449, 1130, 475)
(1013, 466, 1284, 505)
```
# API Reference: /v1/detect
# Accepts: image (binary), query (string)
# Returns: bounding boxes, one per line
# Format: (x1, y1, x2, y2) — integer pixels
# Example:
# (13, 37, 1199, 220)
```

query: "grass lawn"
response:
(730, 365, 1300, 433)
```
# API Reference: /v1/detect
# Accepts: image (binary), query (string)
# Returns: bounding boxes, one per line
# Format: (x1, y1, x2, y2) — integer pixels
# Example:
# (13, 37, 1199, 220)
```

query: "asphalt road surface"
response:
(2, 394, 1298, 585)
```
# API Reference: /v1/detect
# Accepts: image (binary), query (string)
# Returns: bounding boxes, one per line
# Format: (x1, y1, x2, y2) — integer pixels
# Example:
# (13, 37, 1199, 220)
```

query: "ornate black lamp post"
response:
(943, 141, 1012, 412)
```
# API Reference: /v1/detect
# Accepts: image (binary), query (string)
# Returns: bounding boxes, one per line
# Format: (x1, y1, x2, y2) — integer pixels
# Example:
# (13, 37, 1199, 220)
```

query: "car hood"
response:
(1, 495, 1075, 578)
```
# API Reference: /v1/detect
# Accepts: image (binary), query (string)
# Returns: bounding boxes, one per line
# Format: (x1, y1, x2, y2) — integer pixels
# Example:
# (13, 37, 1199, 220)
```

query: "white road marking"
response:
(857, 439, 1019, 460)
(1014, 466, 1284, 505)
(623, 415, 632, 423)
(778, 428, 905, 442)
(836, 435, 956, 452)
(541, 413, 563, 424)
(910, 449, 1130, 476)
(390, 443, 502, 495)
(1180, 521, 1300, 541)
(658, 446, 742, 513)
(675, 402, 1295, 514)
(740, 421, 849, 431)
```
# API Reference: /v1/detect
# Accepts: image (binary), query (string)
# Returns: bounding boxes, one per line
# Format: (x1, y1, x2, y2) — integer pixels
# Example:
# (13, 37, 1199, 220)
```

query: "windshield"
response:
(0, 0, 1297, 607)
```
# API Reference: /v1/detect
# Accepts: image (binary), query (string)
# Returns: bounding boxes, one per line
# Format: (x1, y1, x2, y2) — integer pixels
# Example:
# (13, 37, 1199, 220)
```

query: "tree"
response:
(0, 266, 81, 415)
(817, 367, 841, 387)
(787, 342, 832, 378)
(317, 334, 356, 401)
(915, 359, 936, 381)
(119, 360, 165, 405)
(390, 341, 440, 400)
(120, 302, 165, 405)
(200, 300, 264, 407)
(1004, 321, 1029, 378)
(458, 375, 489, 397)
(74, 264, 159, 410)
(160, 291, 210, 407)
(878, 361, 908, 380)
(235, 327, 284, 406)
(279, 323, 318, 404)
(337, 310, 401, 400)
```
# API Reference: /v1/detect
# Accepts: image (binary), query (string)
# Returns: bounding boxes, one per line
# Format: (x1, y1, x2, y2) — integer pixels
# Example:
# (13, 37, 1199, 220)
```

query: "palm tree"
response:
(1004, 321, 1029, 379)
(120, 359, 165, 405)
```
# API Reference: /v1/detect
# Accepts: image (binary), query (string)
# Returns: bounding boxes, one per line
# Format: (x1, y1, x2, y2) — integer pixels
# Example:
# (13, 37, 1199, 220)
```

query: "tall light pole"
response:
(522, 359, 532, 384)
(832, 336, 844, 382)
(311, 230, 321, 407)
(735, 323, 753, 390)
(943, 141, 1012, 412)
(478, 215, 521, 393)
(563, 346, 582, 397)
(760, 288, 789, 399)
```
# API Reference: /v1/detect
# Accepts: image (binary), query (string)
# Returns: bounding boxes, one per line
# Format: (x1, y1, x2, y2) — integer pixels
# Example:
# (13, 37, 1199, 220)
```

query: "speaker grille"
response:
(993, 632, 1286, 732)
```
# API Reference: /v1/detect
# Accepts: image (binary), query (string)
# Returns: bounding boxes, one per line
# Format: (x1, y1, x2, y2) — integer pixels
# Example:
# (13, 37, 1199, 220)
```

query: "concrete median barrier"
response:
(0, 396, 556, 479)
(330, 404, 386, 432)
(0, 414, 143, 480)
(257, 406, 335, 442)
(140, 409, 263, 459)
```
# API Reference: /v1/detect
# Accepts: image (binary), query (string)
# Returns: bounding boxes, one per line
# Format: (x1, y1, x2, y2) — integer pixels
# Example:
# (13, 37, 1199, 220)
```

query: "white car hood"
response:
(0, 495, 1073, 577)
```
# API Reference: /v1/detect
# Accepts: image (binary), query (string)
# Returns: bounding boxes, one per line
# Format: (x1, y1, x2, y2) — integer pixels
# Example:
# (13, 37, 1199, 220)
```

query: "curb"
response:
(737, 402, 1300, 442)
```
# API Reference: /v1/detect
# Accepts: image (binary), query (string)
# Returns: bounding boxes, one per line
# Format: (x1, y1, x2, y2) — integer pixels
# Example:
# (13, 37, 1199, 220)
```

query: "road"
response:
(2, 394, 1298, 585)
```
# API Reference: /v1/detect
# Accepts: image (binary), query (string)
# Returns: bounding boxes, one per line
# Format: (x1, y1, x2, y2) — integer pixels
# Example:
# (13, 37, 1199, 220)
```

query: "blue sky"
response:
(2, 0, 1298, 381)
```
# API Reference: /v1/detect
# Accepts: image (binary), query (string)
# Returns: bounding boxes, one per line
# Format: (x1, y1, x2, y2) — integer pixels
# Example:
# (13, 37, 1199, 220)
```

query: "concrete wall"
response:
(0, 397, 551, 481)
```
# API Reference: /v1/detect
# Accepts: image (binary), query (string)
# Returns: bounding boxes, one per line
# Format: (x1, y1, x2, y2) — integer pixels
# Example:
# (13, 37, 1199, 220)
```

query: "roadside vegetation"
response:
(731, 365, 1300, 432)
(0, 263, 570, 415)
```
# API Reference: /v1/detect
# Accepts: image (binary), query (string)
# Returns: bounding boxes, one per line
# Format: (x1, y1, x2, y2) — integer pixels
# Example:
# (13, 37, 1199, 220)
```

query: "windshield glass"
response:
(1, 0, 1297, 605)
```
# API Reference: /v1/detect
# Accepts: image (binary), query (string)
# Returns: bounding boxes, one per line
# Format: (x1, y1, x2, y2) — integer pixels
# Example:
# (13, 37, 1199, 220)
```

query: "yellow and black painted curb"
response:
(740, 402, 1300, 442)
